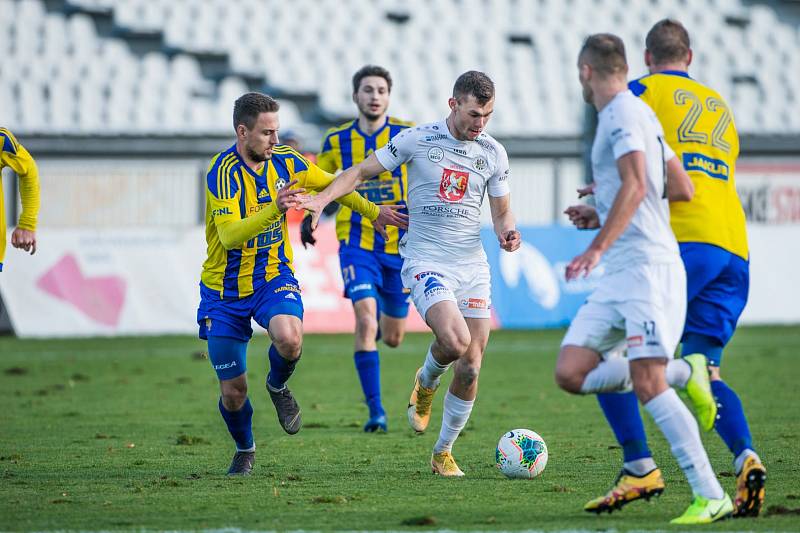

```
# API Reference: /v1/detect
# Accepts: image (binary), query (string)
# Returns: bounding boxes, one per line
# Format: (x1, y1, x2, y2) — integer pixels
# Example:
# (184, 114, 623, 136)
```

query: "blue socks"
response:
(597, 391, 652, 462)
(354, 350, 384, 417)
(682, 335, 756, 459)
(218, 397, 254, 451)
(267, 344, 298, 390)
(711, 379, 753, 457)
(682, 332, 724, 367)
(597, 376, 757, 467)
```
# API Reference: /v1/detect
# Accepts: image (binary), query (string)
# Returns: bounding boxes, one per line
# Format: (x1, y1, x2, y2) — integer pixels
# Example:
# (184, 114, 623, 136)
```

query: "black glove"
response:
(323, 201, 339, 217)
(300, 215, 316, 248)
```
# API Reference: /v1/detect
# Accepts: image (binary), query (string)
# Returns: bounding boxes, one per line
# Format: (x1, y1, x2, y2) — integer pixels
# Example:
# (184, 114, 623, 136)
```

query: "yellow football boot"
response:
(671, 494, 733, 524)
(407, 368, 438, 433)
(431, 451, 464, 477)
(733, 455, 766, 517)
(584, 468, 665, 514)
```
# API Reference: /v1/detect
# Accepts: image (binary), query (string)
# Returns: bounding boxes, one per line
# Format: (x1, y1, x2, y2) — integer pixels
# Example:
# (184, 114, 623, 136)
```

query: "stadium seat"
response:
(3, 0, 798, 135)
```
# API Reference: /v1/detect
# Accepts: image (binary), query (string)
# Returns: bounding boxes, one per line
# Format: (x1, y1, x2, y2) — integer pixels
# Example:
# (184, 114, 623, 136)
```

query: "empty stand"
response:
(2, 0, 798, 136)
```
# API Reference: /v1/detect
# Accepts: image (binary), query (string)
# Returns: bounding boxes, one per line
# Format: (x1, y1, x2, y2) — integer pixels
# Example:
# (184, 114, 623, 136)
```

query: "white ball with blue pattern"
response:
(495, 428, 548, 479)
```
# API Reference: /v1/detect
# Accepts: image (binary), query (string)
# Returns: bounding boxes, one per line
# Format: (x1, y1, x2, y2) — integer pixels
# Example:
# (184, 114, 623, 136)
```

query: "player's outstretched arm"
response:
(489, 194, 520, 252)
(566, 151, 646, 280)
(665, 156, 694, 202)
(302, 153, 387, 229)
(216, 180, 307, 250)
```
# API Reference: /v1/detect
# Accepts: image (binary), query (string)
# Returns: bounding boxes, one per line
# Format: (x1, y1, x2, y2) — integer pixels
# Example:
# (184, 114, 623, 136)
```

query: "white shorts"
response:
(561, 261, 687, 360)
(401, 258, 492, 320)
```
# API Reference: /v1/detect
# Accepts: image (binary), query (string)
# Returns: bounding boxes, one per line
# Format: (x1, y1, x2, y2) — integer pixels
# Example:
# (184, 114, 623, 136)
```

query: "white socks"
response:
(433, 391, 474, 453)
(420, 345, 451, 388)
(580, 357, 693, 393)
(666, 358, 691, 388)
(644, 388, 724, 500)
(624, 457, 657, 476)
(734, 449, 761, 474)
(580, 357, 632, 393)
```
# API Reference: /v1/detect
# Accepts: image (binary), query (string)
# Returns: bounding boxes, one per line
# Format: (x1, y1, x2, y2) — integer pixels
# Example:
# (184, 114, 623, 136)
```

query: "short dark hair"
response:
(579, 33, 628, 77)
(352, 65, 392, 94)
(646, 19, 691, 65)
(452, 71, 495, 105)
(233, 92, 279, 130)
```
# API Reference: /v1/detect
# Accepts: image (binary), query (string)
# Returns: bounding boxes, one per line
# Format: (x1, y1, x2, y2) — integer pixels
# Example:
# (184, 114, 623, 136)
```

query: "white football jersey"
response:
(591, 90, 679, 272)
(374, 120, 510, 262)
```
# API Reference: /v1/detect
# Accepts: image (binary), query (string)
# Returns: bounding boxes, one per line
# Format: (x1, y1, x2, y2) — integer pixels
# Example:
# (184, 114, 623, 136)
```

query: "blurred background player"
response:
(301, 65, 414, 432)
(304, 71, 521, 476)
(590, 19, 766, 518)
(556, 34, 733, 524)
(197, 92, 406, 475)
(0, 128, 40, 271)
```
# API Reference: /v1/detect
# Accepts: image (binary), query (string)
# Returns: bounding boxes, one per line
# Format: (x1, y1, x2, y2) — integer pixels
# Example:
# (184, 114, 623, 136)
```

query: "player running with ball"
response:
(304, 71, 520, 476)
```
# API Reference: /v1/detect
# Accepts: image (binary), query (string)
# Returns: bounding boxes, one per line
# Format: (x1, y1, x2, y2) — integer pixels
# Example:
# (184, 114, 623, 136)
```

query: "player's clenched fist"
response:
(498, 229, 521, 252)
(564, 204, 600, 230)
(11, 228, 37, 255)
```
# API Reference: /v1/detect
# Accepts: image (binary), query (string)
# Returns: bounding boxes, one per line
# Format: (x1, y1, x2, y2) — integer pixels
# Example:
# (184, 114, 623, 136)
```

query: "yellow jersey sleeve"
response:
(0, 129, 40, 231)
(207, 155, 281, 250)
(279, 146, 380, 222)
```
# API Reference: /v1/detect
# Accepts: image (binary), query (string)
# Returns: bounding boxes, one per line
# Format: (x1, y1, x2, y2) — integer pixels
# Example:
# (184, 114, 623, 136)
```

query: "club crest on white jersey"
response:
(374, 120, 511, 262)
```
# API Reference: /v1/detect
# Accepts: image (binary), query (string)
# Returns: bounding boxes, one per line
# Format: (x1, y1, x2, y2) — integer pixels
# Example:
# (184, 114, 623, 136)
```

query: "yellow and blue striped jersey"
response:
(201, 144, 378, 299)
(318, 116, 413, 255)
(0, 128, 40, 272)
(630, 71, 748, 260)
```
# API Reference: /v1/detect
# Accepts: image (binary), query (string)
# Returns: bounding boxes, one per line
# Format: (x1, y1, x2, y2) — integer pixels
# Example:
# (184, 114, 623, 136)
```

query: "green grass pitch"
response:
(1, 326, 798, 531)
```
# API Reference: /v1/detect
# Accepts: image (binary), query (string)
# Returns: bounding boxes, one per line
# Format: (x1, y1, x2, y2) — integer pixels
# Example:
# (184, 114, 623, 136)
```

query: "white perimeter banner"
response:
(739, 224, 800, 325)
(0, 222, 797, 338)
(0, 223, 429, 338)
(0, 227, 206, 337)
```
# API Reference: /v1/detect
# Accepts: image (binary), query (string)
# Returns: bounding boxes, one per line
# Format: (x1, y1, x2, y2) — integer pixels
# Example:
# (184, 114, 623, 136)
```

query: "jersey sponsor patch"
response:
(627, 335, 643, 348)
(461, 297, 487, 309)
(275, 284, 300, 293)
(610, 127, 632, 142)
(421, 204, 470, 218)
(427, 147, 444, 162)
(438, 169, 469, 202)
(350, 283, 372, 293)
(423, 276, 448, 298)
(212, 207, 233, 217)
(414, 270, 442, 281)
(683, 152, 730, 181)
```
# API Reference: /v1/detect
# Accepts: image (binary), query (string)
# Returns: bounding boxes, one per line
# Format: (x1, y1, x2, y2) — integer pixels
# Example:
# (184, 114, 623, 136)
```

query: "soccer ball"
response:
(495, 428, 548, 479)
